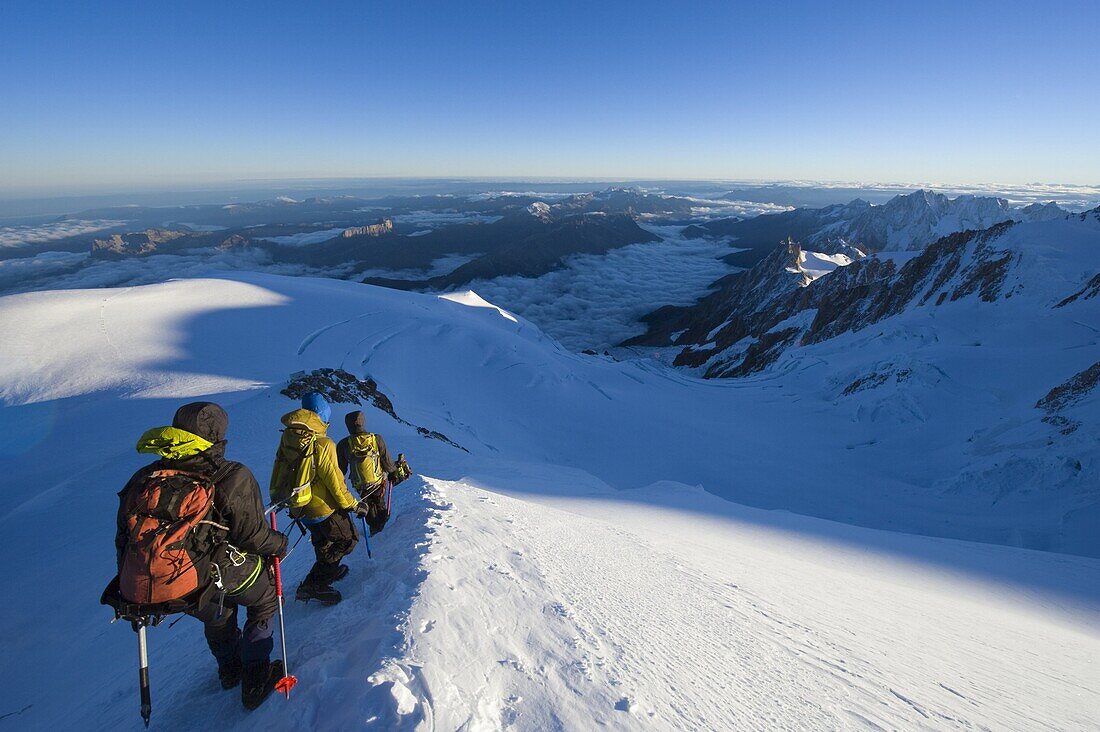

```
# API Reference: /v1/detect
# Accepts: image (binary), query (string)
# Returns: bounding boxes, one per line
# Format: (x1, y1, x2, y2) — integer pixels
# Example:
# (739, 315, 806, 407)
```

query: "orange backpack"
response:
(119, 468, 225, 605)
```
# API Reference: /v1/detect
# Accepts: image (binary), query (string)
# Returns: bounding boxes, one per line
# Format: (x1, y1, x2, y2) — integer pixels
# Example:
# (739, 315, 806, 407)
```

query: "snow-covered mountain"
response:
(0, 262, 1097, 729)
(631, 208, 1100, 378)
(829, 189, 1029, 251)
(696, 190, 1071, 267)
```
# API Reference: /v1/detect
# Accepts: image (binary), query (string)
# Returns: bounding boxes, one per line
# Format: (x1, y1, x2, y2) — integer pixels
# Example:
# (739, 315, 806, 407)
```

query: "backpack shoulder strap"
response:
(196, 462, 236, 533)
(208, 461, 237, 486)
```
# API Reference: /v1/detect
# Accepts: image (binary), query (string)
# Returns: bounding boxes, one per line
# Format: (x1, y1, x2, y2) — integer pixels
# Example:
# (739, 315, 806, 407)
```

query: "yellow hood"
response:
(135, 426, 214, 460)
(280, 408, 329, 435)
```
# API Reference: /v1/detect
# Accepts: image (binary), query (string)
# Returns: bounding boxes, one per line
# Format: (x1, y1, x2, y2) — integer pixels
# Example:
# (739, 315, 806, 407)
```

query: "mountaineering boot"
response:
(295, 581, 342, 605)
(332, 564, 349, 582)
(241, 659, 283, 710)
(218, 657, 243, 690)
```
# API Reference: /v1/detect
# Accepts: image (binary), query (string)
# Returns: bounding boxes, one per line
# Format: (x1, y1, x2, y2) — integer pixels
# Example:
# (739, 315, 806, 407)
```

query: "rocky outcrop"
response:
(1036, 362, 1100, 435)
(723, 327, 800, 377)
(282, 367, 468, 452)
(342, 219, 394, 238)
(842, 367, 914, 396)
(215, 233, 253, 251)
(1056, 273, 1100, 308)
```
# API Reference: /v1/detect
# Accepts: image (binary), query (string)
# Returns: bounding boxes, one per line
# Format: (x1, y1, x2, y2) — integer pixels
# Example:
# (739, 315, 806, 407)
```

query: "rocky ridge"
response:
(627, 213, 1092, 378)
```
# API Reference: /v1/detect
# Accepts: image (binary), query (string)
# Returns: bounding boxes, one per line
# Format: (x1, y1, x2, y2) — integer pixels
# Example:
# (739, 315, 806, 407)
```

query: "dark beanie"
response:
(345, 410, 366, 434)
(172, 402, 229, 444)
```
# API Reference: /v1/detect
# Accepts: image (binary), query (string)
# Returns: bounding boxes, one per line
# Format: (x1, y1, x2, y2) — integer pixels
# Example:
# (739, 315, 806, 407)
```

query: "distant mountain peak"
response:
(526, 201, 553, 221)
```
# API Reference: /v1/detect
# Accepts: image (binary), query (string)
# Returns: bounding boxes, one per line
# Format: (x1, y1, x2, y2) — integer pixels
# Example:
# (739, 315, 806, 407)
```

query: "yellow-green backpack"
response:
(269, 424, 317, 510)
(349, 432, 383, 489)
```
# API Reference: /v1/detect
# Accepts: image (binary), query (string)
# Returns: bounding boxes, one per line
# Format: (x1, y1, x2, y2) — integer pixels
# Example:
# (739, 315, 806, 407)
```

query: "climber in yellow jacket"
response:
(269, 393, 365, 606)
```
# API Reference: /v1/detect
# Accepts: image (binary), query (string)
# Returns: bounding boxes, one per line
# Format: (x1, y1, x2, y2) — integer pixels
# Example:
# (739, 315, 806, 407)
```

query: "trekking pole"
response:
(360, 515, 372, 559)
(386, 479, 393, 515)
(136, 621, 151, 728)
(269, 512, 299, 699)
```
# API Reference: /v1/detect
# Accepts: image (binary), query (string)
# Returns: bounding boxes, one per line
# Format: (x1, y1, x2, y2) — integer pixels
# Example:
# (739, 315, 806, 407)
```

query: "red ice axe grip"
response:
(269, 511, 298, 698)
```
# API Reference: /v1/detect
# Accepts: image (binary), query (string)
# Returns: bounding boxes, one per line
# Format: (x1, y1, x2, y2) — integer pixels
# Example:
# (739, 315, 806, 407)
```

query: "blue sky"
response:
(1, 0, 1097, 194)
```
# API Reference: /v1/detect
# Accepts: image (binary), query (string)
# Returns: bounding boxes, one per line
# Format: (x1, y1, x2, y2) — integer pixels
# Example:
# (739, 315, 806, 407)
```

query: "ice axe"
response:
(269, 512, 299, 698)
(103, 580, 162, 728)
(135, 621, 151, 727)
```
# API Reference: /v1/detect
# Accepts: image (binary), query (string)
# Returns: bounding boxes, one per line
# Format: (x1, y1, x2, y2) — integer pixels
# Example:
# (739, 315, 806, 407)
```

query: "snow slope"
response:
(0, 274, 1097, 730)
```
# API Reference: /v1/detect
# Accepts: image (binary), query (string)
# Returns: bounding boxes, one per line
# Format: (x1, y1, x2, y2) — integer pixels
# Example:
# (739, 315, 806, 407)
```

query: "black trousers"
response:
(188, 569, 277, 666)
(302, 511, 358, 586)
(357, 482, 391, 535)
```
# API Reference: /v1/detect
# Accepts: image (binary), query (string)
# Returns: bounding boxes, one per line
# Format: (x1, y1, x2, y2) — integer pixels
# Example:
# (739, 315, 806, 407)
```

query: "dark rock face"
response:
(628, 221, 1024, 379)
(1036, 361, 1100, 437)
(804, 222, 1016, 346)
(1056, 273, 1100, 308)
(842, 367, 914, 396)
(282, 367, 468, 452)
(722, 327, 800, 377)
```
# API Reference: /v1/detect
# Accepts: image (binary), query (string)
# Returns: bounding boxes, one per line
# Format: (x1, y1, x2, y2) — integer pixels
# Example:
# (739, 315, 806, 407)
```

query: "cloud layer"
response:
(465, 224, 739, 350)
(259, 228, 346, 246)
(0, 219, 127, 249)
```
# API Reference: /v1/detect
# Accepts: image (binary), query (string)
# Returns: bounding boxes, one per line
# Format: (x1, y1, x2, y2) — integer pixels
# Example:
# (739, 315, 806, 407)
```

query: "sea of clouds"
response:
(359, 252, 484, 281)
(258, 228, 347, 247)
(0, 219, 127, 249)
(465, 224, 740, 350)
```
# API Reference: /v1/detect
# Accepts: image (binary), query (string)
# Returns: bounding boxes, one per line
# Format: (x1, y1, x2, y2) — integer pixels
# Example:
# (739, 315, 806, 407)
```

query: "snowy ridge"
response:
(813, 189, 1027, 252)
(788, 190, 1067, 253)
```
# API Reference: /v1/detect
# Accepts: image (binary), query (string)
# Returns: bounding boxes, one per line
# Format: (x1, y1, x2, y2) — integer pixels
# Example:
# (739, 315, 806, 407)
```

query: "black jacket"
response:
(115, 443, 287, 570)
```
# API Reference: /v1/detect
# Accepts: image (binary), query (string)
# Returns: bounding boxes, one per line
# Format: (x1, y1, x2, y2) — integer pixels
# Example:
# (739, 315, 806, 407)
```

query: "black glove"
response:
(272, 533, 289, 561)
(353, 502, 371, 520)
